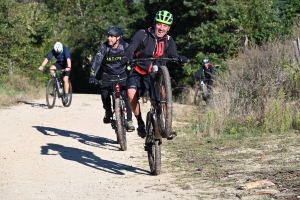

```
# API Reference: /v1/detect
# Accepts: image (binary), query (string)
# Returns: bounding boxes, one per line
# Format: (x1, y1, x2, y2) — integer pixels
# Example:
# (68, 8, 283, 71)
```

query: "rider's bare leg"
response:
(49, 65, 56, 76)
(127, 88, 140, 116)
(128, 88, 144, 127)
(63, 76, 69, 94)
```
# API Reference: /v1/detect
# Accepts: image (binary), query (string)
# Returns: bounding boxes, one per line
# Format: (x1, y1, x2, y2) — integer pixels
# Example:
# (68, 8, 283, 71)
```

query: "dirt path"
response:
(0, 94, 198, 200)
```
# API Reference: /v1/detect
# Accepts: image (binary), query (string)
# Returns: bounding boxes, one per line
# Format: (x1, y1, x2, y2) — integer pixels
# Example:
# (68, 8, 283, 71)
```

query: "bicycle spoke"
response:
(155, 66, 172, 138)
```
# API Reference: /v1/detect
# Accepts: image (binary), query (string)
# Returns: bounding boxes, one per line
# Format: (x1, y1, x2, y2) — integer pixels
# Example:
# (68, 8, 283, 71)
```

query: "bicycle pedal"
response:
(167, 132, 177, 140)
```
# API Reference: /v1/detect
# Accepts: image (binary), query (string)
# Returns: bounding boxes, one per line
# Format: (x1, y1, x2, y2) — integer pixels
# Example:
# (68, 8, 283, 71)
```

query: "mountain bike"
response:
(45, 69, 72, 109)
(194, 77, 212, 106)
(127, 57, 180, 175)
(95, 76, 128, 151)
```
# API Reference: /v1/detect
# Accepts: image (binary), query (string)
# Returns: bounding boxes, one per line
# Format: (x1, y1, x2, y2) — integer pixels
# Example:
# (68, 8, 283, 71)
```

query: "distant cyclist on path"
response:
(193, 58, 215, 92)
(39, 42, 72, 103)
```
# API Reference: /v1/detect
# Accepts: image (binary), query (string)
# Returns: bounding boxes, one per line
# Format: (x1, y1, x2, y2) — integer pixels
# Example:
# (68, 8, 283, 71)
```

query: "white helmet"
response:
(203, 58, 209, 63)
(54, 42, 63, 53)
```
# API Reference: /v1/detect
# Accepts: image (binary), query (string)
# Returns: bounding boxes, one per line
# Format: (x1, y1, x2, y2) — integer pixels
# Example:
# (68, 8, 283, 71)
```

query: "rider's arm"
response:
(41, 58, 49, 67)
(39, 51, 53, 70)
(194, 68, 204, 79)
(166, 37, 179, 58)
(64, 47, 72, 68)
(123, 30, 148, 59)
(90, 44, 106, 77)
(66, 58, 71, 69)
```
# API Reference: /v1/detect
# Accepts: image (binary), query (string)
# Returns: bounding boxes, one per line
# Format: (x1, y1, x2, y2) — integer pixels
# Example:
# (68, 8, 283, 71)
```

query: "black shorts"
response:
(101, 72, 127, 91)
(126, 71, 150, 98)
(52, 63, 71, 77)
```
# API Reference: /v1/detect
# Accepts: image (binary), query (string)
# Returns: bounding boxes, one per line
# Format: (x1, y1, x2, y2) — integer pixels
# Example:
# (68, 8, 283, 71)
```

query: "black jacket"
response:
(90, 38, 129, 77)
(123, 27, 179, 73)
(194, 64, 215, 79)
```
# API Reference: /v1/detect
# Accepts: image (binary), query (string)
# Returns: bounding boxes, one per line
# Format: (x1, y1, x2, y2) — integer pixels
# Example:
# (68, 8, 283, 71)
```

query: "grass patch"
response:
(0, 74, 44, 107)
(165, 131, 300, 198)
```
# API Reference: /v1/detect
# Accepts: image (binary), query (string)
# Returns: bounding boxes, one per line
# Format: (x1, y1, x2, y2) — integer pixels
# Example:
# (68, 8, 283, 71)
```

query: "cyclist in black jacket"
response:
(120, 10, 188, 138)
(193, 58, 215, 91)
(89, 26, 134, 132)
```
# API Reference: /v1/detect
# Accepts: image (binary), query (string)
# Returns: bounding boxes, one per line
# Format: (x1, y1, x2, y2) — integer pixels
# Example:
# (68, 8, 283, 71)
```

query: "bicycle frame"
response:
(53, 70, 64, 97)
(126, 57, 179, 175)
(95, 76, 128, 151)
(96, 76, 127, 125)
(44, 68, 72, 108)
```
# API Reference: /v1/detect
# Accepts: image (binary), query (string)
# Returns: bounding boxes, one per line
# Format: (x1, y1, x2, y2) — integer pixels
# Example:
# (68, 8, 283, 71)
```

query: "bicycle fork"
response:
(111, 83, 127, 129)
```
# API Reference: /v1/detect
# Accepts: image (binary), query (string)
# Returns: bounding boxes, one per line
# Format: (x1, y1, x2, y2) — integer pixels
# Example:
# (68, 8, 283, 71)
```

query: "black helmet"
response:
(106, 26, 123, 37)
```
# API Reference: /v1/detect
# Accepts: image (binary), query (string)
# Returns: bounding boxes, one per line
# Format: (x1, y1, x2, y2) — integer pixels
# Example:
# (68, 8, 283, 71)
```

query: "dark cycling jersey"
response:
(46, 46, 71, 67)
(91, 38, 128, 76)
(194, 64, 215, 79)
(123, 27, 179, 74)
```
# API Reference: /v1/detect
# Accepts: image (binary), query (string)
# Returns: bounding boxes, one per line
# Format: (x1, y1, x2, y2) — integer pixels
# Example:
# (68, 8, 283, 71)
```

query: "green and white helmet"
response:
(154, 10, 173, 25)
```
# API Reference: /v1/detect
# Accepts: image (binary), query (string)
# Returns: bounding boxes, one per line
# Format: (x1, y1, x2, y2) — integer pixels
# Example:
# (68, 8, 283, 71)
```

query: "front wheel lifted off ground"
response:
(155, 65, 172, 138)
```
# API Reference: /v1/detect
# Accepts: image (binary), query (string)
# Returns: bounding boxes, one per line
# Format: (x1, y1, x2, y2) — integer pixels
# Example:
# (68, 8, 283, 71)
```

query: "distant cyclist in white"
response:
(39, 42, 72, 102)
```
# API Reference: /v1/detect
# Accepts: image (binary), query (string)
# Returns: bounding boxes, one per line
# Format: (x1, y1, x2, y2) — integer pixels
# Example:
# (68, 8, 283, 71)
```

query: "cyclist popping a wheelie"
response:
(120, 10, 189, 138)
(120, 10, 189, 175)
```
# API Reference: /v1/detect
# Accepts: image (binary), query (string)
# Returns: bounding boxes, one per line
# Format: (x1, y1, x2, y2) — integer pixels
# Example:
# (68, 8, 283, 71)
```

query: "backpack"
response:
(136, 29, 170, 55)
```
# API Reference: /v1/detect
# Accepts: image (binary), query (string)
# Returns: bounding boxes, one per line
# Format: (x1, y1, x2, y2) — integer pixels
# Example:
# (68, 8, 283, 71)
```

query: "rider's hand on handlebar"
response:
(89, 77, 96, 84)
(38, 66, 44, 71)
(120, 56, 128, 66)
(178, 56, 189, 65)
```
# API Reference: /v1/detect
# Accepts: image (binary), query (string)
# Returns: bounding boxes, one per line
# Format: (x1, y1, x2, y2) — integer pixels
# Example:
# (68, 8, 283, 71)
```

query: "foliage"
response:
(0, 0, 300, 94)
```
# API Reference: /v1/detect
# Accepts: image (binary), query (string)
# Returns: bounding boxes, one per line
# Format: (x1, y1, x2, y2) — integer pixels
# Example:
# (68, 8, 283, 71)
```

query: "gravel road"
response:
(0, 94, 198, 200)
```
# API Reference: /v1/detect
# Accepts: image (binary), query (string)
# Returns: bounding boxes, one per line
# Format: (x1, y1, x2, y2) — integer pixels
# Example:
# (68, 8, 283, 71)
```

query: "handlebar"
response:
(94, 76, 127, 85)
(127, 57, 181, 65)
(42, 68, 65, 73)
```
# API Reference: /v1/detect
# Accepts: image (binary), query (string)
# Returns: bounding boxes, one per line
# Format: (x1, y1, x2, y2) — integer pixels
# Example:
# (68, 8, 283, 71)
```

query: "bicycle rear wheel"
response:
(46, 79, 56, 109)
(63, 80, 72, 107)
(202, 83, 209, 101)
(145, 112, 161, 175)
(194, 86, 201, 106)
(155, 65, 172, 138)
(115, 98, 127, 151)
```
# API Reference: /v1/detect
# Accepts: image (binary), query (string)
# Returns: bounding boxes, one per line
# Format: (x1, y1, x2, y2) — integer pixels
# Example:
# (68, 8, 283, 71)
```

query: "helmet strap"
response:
(111, 37, 120, 48)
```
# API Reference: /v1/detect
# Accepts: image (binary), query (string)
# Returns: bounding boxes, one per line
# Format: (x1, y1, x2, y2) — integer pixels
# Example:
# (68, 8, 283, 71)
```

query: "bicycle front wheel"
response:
(63, 80, 72, 107)
(145, 112, 161, 175)
(115, 98, 127, 151)
(155, 65, 172, 138)
(46, 79, 57, 109)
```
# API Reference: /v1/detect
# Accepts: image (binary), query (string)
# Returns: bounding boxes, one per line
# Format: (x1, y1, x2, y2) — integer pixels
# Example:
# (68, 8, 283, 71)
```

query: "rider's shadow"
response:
(33, 126, 117, 150)
(41, 143, 149, 175)
(17, 101, 48, 108)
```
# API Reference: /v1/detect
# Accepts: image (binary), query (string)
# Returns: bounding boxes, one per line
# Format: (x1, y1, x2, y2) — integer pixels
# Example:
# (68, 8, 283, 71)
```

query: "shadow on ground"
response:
(18, 101, 64, 108)
(33, 126, 118, 150)
(41, 143, 149, 175)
